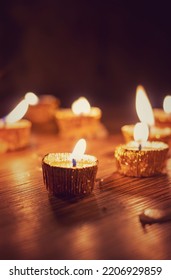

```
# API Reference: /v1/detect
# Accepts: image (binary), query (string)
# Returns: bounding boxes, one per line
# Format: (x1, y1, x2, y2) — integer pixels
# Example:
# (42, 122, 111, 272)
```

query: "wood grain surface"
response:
(0, 133, 171, 260)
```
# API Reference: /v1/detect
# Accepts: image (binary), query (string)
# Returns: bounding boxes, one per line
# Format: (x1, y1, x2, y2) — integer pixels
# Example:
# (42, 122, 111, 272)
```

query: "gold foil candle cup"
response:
(0, 99, 31, 152)
(42, 153, 98, 197)
(42, 139, 98, 197)
(0, 120, 31, 152)
(115, 141, 169, 177)
(55, 97, 107, 139)
(115, 123, 169, 177)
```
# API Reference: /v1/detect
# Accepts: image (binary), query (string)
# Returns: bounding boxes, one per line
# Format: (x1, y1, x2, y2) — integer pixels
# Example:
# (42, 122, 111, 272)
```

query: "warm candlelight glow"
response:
(136, 85, 155, 126)
(163, 95, 171, 114)
(25, 92, 39, 105)
(133, 122, 149, 143)
(71, 138, 86, 161)
(5, 100, 29, 123)
(71, 97, 91, 115)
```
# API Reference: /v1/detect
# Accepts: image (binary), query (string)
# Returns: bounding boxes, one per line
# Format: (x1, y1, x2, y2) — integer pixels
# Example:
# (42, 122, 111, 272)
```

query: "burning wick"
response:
(138, 143, 142, 151)
(133, 122, 149, 151)
(71, 97, 91, 115)
(72, 158, 77, 167)
(71, 138, 86, 168)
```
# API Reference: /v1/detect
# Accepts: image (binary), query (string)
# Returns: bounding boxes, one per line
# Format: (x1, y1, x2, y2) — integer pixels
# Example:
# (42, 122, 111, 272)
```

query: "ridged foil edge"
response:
(42, 156, 98, 197)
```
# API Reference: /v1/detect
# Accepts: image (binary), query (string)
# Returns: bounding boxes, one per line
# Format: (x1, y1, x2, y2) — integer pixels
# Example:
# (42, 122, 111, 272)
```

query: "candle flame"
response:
(71, 138, 86, 160)
(72, 97, 91, 115)
(133, 122, 149, 142)
(163, 95, 171, 113)
(25, 92, 39, 105)
(136, 85, 155, 126)
(5, 100, 29, 123)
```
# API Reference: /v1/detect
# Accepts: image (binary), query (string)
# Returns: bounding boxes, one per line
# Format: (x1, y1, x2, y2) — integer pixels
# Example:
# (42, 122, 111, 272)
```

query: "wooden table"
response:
(0, 132, 171, 260)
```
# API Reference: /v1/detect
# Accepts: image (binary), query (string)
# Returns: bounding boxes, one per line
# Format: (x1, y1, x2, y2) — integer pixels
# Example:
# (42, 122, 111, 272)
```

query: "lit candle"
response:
(25, 92, 60, 125)
(133, 122, 149, 151)
(72, 97, 91, 115)
(71, 138, 86, 167)
(121, 85, 171, 143)
(55, 96, 107, 138)
(115, 122, 169, 177)
(42, 138, 98, 197)
(154, 95, 171, 127)
(0, 98, 32, 152)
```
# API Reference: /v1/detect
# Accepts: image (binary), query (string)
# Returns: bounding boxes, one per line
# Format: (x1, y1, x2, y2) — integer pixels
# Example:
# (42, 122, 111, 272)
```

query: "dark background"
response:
(1, 0, 171, 122)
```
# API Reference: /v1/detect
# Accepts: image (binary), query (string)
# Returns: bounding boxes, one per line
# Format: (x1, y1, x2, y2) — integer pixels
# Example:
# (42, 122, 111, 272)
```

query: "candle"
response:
(154, 95, 171, 127)
(25, 92, 60, 125)
(115, 122, 169, 177)
(55, 96, 107, 138)
(0, 99, 31, 152)
(42, 139, 98, 197)
(121, 85, 171, 143)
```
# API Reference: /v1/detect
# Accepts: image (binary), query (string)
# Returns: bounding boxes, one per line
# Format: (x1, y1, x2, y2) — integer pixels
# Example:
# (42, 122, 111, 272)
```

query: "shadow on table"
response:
(48, 193, 102, 227)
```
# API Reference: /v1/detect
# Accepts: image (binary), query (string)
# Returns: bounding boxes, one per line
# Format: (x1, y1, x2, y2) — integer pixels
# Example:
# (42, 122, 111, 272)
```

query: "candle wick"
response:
(148, 124, 151, 136)
(138, 143, 142, 151)
(72, 158, 77, 167)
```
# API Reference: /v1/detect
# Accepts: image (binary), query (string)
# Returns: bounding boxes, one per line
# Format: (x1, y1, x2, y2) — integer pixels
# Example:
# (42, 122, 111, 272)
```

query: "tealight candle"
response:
(121, 86, 171, 143)
(42, 139, 98, 197)
(0, 99, 31, 152)
(154, 95, 171, 127)
(55, 96, 107, 138)
(25, 92, 60, 124)
(115, 123, 169, 177)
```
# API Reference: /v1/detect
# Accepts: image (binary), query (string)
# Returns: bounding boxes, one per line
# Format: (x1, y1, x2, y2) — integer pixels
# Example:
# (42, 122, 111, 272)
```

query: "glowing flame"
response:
(5, 100, 29, 123)
(71, 138, 86, 160)
(72, 97, 91, 115)
(25, 92, 39, 105)
(163, 95, 171, 113)
(133, 122, 149, 142)
(136, 85, 155, 126)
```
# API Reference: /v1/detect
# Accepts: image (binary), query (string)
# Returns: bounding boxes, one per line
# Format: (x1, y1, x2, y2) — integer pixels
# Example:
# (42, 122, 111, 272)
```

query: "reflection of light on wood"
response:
(117, 195, 165, 258)
(73, 225, 99, 259)
(10, 159, 31, 183)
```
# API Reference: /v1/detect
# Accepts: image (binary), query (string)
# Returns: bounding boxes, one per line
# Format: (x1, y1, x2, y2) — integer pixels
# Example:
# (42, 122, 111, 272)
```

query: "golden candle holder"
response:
(55, 108, 107, 139)
(42, 153, 98, 197)
(115, 141, 169, 177)
(0, 120, 31, 152)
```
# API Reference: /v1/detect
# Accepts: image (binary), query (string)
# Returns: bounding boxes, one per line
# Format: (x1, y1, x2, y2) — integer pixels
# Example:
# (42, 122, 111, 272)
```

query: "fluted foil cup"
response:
(42, 153, 98, 197)
(115, 142, 169, 177)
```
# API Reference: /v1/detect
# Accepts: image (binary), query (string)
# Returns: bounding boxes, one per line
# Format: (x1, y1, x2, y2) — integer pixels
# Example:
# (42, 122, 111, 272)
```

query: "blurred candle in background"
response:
(121, 85, 171, 143)
(0, 98, 32, 152)
(154, 95, 171, 127)
(24, 92, 60, 133)
(55, 96, 107, 139)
